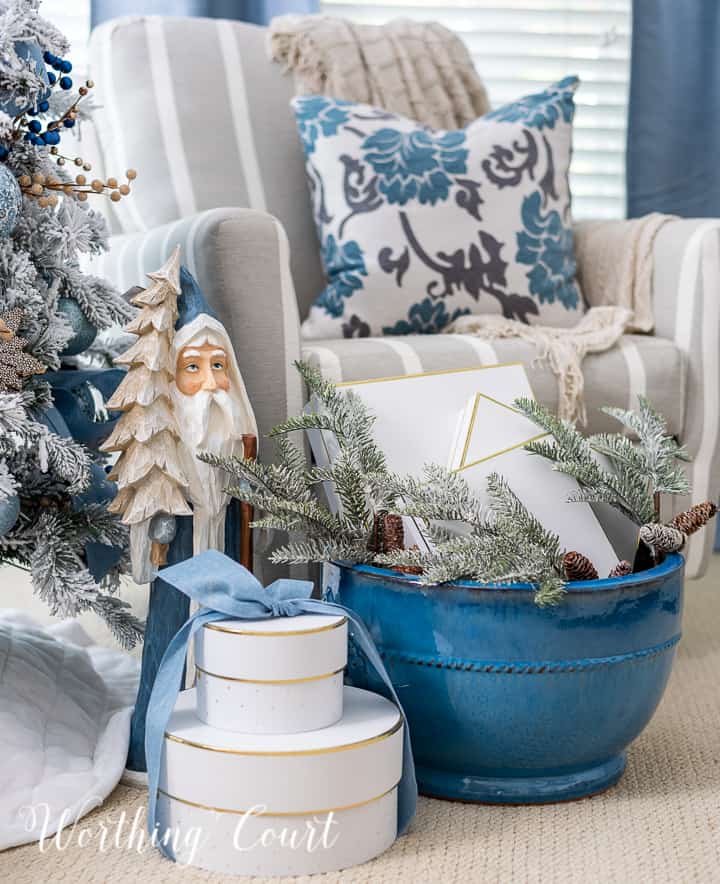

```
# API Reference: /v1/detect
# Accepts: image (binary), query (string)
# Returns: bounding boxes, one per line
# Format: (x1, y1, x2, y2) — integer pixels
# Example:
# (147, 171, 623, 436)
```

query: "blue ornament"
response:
(0, 493, 20, 536)
(59, 76, 72, 90)
(42, 130, 60, 146)
(38, 99, 49, 113)
(0, 41, 50, 117)
(0, 164, 22, 238)
(58, 298, 97, 356)
(63, 118, 75, 128)
(29, 119, 42, 133)
(60, 60, 72, 74)
(47, 72, 56, 85)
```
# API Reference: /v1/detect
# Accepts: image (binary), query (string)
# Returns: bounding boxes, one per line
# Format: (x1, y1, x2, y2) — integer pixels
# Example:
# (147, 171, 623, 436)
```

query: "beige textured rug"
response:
(4, 561, 720, 883)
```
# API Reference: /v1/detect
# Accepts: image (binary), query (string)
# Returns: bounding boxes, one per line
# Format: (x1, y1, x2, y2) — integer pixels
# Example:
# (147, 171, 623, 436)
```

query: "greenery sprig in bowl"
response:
(201, 362, 716, 607)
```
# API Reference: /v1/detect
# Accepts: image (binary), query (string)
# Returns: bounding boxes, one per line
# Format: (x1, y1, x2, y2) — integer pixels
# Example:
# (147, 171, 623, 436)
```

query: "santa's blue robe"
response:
(126, 499, 242, 771)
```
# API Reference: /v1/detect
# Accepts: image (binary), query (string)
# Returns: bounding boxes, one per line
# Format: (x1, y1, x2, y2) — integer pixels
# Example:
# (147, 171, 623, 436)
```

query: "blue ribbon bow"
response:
(145, 550, 417, 858)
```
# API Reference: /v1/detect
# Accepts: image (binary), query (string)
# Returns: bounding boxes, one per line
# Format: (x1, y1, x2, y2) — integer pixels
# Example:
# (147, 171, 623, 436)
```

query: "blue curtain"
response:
(627, 0, 720, 218)
(92, 0, 317, 29)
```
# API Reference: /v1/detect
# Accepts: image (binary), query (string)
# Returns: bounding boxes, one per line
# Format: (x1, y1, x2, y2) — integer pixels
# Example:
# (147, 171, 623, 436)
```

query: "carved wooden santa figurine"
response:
(170, 266, 257, 559)
(104, 248, 258, 772)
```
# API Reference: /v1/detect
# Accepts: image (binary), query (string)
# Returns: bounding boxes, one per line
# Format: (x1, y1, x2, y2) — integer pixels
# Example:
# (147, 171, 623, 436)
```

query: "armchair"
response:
(87, 15, 720, 577)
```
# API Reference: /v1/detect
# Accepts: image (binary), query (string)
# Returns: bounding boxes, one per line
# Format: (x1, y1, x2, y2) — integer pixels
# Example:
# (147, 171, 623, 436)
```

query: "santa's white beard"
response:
(172, 387, 244, 556)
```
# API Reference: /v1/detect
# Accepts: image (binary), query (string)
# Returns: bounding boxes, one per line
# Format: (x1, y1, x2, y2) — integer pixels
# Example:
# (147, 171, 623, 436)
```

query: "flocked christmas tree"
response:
(102, 247, 191, 582)
(0, 1, 142, 645)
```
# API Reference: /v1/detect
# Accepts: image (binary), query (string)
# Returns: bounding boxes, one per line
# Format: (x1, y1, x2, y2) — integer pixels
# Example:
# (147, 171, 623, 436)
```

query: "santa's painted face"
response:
(175, 342, 231, 396)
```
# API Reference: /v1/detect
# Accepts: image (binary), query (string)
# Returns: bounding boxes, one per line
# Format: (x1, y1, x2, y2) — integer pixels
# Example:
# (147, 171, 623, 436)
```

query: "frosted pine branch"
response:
(379, 464, 488, 529)
(275, 434, 307, 476)
(269, 412, 340, 438)
(486, 472, 563, 571)
(0, 392, 29, 435)
(269, 538, 368, 565)
(376, 474, 567, 606)
(596, 396, 690, 496)
(0, 459, 17, 499)
(516, 397, 658, 524)
(40, 429, 92, 493)
(28, 512, 141, 649)
(89, 595, 144, 650)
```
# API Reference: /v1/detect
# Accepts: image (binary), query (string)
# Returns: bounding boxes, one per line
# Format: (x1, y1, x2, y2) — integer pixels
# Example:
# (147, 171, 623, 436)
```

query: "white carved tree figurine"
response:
(102, 246, 191, 581)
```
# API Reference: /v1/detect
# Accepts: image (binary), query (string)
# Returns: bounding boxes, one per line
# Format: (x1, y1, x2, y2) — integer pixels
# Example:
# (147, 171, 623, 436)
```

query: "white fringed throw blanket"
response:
(573, 213, 671, 334)
(269, 15, 674, 422)
(449, 214, 674, 422)
(447, 307, 632, 425)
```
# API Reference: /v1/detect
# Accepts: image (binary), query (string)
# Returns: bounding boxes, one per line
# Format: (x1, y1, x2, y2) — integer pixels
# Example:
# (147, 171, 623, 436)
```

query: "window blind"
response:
(41, 1, 91, 76)
(320, 0, 631, 219)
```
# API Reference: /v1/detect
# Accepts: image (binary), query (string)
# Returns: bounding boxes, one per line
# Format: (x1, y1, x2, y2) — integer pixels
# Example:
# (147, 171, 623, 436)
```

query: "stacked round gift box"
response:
(157, 613, 403, 876)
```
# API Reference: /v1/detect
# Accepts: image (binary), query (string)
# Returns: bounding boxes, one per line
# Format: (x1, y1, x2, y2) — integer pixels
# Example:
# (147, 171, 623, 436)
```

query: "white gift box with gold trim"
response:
(156, 686, 402, 876)
(194, 614, 347, 733)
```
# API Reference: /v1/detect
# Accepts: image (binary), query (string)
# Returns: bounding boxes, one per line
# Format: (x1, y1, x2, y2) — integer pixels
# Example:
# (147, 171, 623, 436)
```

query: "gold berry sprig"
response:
(18, 167, 137, 206)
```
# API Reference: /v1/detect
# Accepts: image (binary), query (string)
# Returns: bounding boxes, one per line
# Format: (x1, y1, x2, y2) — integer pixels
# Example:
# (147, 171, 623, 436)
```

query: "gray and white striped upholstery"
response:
(88, 16, 326, 316)
(651, 220, 720, 578)
(302, 333, 685, 438)
(87, 17, 720, 578)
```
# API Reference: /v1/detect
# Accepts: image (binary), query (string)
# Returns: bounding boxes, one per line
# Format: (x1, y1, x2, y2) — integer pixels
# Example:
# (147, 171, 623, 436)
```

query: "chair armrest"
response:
(650, 218, 720, 578)
(90, 207, 303, 439)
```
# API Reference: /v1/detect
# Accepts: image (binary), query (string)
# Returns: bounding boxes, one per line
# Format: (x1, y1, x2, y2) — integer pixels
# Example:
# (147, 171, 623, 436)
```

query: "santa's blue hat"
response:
(175, 266, 218, 330)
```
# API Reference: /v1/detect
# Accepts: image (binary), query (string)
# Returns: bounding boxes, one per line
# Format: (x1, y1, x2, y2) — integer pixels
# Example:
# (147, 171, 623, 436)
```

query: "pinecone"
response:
(562, 551, 599, 582)
(669, 501, 718, 537)
(367, 511, 404, 555)
(608, 560, 633, 578)
(367, 511, 386, 554)
(639, 523, 685, 554)
(383, 514, 404, 553)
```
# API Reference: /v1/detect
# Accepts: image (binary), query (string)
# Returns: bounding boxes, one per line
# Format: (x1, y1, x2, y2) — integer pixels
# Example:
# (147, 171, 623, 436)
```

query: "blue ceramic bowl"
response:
(324, 554, 684, 804)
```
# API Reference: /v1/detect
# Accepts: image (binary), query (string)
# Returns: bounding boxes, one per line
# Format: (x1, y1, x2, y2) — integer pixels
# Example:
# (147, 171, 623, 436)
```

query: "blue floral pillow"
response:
(292, 78, 585, 340)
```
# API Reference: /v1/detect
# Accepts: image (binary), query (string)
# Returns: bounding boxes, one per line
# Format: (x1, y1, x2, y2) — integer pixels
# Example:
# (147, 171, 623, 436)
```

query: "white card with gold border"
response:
(449, 393, 618, 577)
(338, 363, 533, 476)
(321, 364, 530, 552)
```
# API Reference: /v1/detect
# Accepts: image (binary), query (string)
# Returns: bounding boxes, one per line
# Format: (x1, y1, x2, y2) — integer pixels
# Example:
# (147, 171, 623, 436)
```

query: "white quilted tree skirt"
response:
(0, 610, 139, 850)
